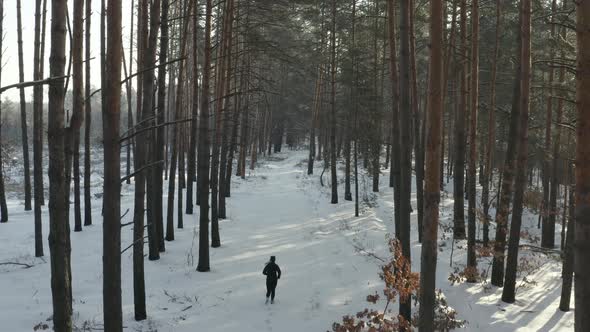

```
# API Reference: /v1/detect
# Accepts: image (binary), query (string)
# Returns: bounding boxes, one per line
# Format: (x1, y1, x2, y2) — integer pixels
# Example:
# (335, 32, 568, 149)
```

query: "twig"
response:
(120, 160, 164, 183)
(0, 262, 33, 268)
(120, 237, 148, 254)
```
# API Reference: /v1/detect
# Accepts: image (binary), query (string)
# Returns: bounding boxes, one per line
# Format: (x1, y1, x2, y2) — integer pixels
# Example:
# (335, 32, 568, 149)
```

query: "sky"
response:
(2, 0, 133, 102)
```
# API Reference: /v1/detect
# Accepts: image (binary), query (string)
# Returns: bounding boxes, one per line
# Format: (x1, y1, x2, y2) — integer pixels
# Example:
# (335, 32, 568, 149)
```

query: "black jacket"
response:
(263, 262, 281, 280)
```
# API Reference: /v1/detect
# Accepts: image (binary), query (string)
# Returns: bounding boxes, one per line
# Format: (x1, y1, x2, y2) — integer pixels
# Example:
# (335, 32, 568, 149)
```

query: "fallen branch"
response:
(0, 262, 33, 269)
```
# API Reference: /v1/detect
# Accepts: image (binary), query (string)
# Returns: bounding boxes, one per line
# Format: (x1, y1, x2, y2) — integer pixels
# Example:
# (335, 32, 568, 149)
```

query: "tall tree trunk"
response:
(71, 0, 85, 233)
(156, 0, 169, 249)
(398, 0, 412, 320)
(330, 0, 338, 204)
(418, 0, 443, 327)
(0, 0, 6, 224)
(540, 0, 558, 232)
(453, 0, 467, 240)
(103, 0, 123, 329)
(575, 0, 590, 328)
(47, 0, 72, 330)
(466, 0, 479, 280)
(559, 182, 574, 311)
(83, 0, 92, 227)
(409, 0, 423, 241)
(482, 0, 501, 247)
(33, 0, 44, 256)
(491, 11, 523, 287)
(197, 0, 213, 273)
(186, 0, 199, 215)
(386, 0, 400, 236)
(126, 0, 134, 185)
(16, 0, 32, 211)
(502, 0, 530, 302)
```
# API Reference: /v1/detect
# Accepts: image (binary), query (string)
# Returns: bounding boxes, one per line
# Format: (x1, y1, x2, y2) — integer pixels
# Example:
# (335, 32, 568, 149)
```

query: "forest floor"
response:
(0, 149, 575, 331)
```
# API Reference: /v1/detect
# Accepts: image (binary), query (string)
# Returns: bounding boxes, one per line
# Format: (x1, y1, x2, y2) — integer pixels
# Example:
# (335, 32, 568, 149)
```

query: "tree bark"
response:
(491, 11, 523, 287)
(559, 182, 574, 311)
(0, 0, 6, 224)
(33, 0, 44, 256)
(418, 0, 443, 327)
(102, 0, 123, 329)
(330, 0, 338, 204)
(398, 0, 412, 320)
(466, 0, 479, 280)
(502, 0, 531, 302)
(197, 0, 213, 273)
(453, 0, 467, 240)
(482, 0, 501, 247)
(575, 0, 590, 328)
(16, 0, 32, 211)
(47, 0, 72, 330)
(83, 0, 92, 227)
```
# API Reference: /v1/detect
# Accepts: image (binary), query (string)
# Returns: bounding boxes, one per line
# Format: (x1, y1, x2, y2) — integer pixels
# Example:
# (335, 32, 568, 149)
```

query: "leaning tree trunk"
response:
(16, 0, 32, 212)
(47, 0, 72, 330)
(575, 0, 590, 329)
(103, 0, 123, 330)
(418, 0, 443, 328)
(502, 0, 531, 302)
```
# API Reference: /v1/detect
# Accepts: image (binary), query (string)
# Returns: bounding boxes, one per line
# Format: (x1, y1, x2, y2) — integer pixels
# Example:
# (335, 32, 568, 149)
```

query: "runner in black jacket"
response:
(263, 256, 281, 304)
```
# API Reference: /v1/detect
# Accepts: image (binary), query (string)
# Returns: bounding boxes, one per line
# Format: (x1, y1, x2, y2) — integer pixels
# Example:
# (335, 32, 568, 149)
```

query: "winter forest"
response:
(0, 0, 588, 330)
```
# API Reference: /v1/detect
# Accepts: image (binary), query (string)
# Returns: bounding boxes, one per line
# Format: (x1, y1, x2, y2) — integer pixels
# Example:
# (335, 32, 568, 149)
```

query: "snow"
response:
(0, 149, 575, 331)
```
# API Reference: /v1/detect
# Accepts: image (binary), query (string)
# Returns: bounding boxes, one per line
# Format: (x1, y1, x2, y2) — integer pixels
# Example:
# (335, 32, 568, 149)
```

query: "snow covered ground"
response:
(0, 149, 575, 331)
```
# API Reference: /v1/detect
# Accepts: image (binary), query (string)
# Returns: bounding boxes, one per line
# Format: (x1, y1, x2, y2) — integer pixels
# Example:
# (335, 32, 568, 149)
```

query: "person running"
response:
(263, 256, 281, 304)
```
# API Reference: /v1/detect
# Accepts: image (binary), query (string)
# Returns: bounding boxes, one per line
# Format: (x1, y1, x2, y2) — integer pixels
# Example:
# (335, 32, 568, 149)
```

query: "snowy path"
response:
(0, 149, 576, 331)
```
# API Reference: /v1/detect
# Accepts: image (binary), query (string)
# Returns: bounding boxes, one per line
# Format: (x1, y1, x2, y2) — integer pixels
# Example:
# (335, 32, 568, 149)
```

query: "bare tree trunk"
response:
(466, 0, 479, 280)
(540, 0, 557, 231)
(197, 0, 213, 273)
(33, 0, 44, 256)
(559, 181, 574, 311)
(71, 0, 85, 233)
(482, 0, 501, 247)
(491, 11, 523, 287)
(452, 0, 467, 240)
(502, 0, 530, 302)
(125, 1, 134, 186)
(398, 0, 412, 320)
(156, 0, 169, 249)
(0, 1, 7, 224)
(47, 0, 72, 330)
(329, 0, 338, 204)
(386, 0, 400, 236)
(575, 0, 590, 329)
(186, 0, 199, 215)
(418, 0, 443, 327)
(409, 0, 423, 241)
(83, 0, 92, 227)
(103, 0, 123, 329)
(16, 0, 32, 211)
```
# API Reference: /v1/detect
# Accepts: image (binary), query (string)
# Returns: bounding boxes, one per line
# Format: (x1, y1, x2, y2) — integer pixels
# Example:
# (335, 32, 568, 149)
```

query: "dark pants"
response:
(266, 279, 277, 300)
